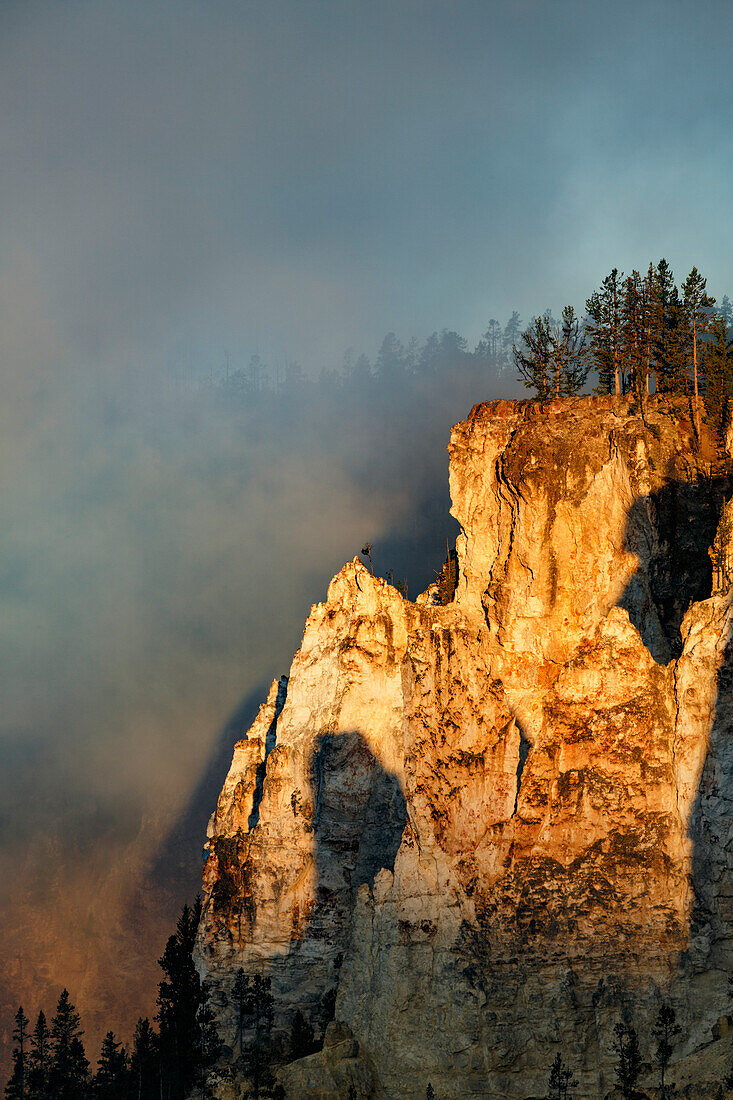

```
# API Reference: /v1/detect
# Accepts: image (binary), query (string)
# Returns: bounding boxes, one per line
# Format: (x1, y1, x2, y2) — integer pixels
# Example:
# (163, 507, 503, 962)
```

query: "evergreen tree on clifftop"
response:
(682, 266, 716, 403)
(586, 269, 623, 395)
(514, 306, 588, 400)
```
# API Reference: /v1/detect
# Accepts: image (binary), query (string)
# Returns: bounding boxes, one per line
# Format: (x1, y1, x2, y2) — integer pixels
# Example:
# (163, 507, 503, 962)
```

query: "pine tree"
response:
(5, 1007, 30, 1099)
(289, 1010, 316, 1060)
(612, 1021, 642, 1099)
(554, 306, 589, 396)
(502, 311, 523, 370)
(653, 1001, 681, 1098)
(640, 263, 657, 397)
(157, 898, 204, 1100)
(194, 985, 221, 1099)
(650, 259, 685, 391)
(28, 1011, 50, 1099)
(620, 272, 646, 401)
(701, 313, 733, 439)
(94, 1032, 128, 1099)
(586, 268, 623, 395)
(48, 990, 89, 1100)
(548, 1052, 578, 1099)
(237, 973, 274, 1100)
(129, 1018, 158, 1100)
(514, 308, 587, 400)
(514, 314, 554, 400)
(426, 1085, 436, 1100)
(682, 266, 716, 404)
(476, 319, 503, 367)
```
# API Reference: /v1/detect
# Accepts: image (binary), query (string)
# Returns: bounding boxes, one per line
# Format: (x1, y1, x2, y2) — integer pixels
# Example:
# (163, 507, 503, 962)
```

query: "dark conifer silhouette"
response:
(28, 1011, 50, 1098)
(548, 1051, 578, 1099)
(93, 1032, 128, 1099)
(194, 985, 221, 1099)
(612, 1021, 642, 1099)
(129, 1018, 158, 1100)
(289, 1010, 316, 1060)
(4, 1007, 30, 1100)
(157, 897, 206, 1099)
(653, 1001, 681, 1098)
(235, 973, 274, 1100)
(48, 990, 89, 1100)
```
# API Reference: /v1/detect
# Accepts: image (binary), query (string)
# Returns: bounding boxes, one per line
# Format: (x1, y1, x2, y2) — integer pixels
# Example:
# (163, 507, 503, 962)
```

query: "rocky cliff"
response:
(195, 395, 733, 1099)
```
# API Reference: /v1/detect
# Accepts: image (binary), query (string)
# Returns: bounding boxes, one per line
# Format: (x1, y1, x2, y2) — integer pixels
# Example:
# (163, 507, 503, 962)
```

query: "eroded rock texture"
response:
(195, 396, 733, 1098)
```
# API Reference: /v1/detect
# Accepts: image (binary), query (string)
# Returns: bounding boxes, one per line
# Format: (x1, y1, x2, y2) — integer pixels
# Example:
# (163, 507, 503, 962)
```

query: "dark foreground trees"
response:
(157, 898, 204, 1097)
(653, 1001, 681, 1098)
(130, 1017, 159, 1099)
(612, 1021, 642, 1099)
(48, 989, 89, 1099)
(234, 972, 274, 1100)
(548, 1052, 578, 1098)
(94, 1032, 128, 1099)
(4, 1007, 29, 1100)
(28, 1011, 49, 1096)
(4, 898, 222, 1100)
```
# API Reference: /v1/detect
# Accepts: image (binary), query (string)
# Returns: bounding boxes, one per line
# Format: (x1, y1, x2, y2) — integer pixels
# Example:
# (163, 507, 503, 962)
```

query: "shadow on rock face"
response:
(685, 614, 733, 996)
(619, 472, 728, 663)
(294, 731, 407, 1033)
(310, 732, 407, 902)
(200, 722, 408, 1068)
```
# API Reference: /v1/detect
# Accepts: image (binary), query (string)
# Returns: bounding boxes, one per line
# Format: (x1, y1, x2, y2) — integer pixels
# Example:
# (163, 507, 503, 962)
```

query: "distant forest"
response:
(203, 260, 733, 438)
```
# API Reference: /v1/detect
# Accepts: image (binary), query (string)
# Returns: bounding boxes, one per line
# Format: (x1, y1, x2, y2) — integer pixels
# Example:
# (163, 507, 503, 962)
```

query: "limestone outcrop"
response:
(195, 396, 733, 1098)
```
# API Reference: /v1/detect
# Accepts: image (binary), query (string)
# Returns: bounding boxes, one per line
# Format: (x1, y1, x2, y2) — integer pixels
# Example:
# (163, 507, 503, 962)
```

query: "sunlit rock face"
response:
(195, 396, 733, 1099)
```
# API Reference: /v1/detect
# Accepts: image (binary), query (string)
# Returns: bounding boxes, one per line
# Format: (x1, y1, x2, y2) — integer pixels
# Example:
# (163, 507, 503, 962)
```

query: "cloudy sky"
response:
(3, 0, 733, 379)
(2, 0, 733, 1061)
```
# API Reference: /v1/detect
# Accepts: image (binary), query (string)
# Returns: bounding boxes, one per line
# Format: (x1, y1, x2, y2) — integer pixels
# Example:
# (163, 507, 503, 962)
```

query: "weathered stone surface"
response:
(195, 396, 733, 1098)
(275, 1021, 383, 1100)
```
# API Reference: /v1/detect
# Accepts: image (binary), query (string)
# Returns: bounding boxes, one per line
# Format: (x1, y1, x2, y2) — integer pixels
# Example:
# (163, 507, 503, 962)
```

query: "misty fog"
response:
(0, 323, 520, 1058)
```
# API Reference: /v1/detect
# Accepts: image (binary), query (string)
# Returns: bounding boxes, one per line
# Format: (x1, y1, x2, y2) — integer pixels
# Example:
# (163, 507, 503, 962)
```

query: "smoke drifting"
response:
(0, 296, 518, 1061)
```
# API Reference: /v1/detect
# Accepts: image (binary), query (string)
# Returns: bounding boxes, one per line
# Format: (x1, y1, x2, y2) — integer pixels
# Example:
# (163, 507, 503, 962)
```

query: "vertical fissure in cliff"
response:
(513, 721, 531, 815)
(248, 675, 288, 829)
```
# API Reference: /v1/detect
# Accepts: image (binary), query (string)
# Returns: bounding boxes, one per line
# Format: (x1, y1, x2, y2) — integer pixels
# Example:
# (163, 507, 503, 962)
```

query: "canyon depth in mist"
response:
(3, 0, 733, 1068)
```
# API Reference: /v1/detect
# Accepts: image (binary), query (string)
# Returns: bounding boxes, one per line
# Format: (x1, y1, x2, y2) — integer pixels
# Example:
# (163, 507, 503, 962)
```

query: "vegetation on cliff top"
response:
(514, 261, 733, 436)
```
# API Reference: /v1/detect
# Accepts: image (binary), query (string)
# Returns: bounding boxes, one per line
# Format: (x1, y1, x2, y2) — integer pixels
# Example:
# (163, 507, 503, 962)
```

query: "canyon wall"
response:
(195, 395, 733, 1098)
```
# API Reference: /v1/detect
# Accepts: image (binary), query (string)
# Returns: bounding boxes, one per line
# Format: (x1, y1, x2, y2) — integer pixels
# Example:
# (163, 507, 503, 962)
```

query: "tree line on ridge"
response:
(514, 261, 733, 441)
